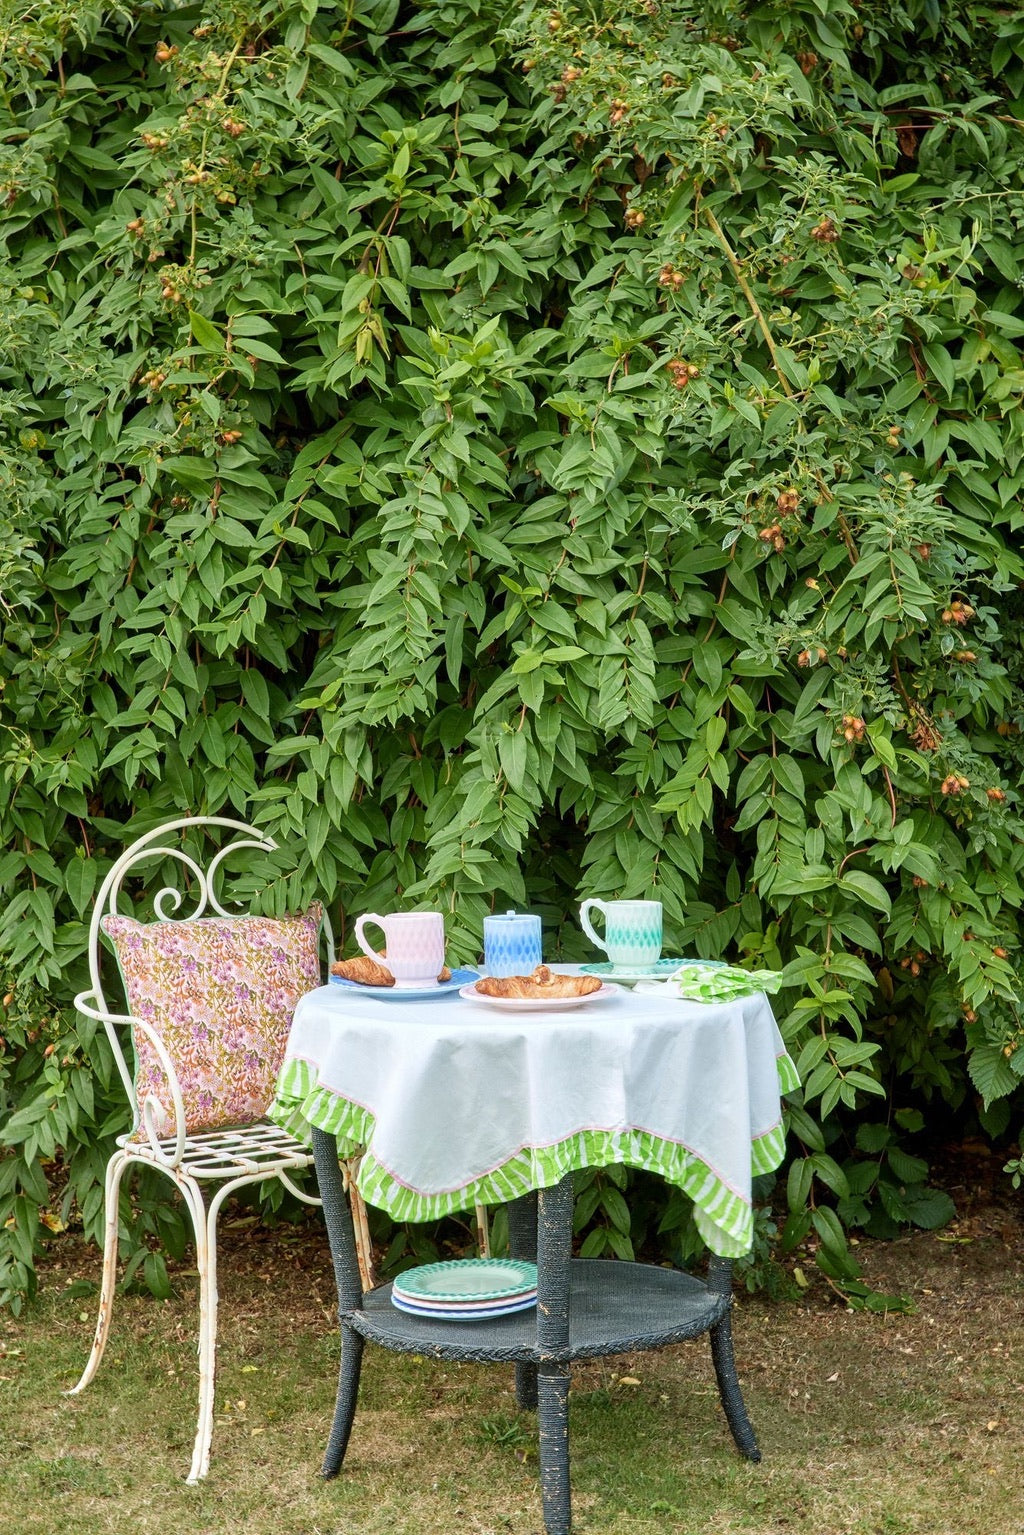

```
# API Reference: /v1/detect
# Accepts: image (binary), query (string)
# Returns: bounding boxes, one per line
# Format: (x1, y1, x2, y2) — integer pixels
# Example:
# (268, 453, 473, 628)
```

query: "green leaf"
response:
(600, 1187, 632, 1235)
(854, 1122, 890, 1154)
(921, 342, 956, 398)
(838, 1280, 914, 1315)
(64, 856, 98, 917)
(787, 1156, 814, 1212)
(498, 731, 528, 792)
(808, 1153, 849, 1199)
(967, 1044, 1018, 1107)
(144, 1251, 173, 1300)
(885, 1146, 928, 1184)
(899, 1187, 956, 1231)
(838, 871, 891, 915)
(190, 311, 225, 353)
(240, 337, 288, 365)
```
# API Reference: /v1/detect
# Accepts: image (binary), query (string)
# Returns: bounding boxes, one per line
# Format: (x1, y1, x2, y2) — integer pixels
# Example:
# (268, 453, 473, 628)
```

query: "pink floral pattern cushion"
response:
(102, 905, 323, 1138)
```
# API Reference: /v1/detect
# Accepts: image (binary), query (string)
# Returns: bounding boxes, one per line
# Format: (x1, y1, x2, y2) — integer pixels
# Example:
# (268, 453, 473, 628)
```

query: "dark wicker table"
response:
(312, 1130, 761, 1535)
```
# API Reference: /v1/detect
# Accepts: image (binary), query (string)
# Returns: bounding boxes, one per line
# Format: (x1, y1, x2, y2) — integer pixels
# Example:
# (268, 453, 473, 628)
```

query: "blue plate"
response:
(328, 966, 479, 1001)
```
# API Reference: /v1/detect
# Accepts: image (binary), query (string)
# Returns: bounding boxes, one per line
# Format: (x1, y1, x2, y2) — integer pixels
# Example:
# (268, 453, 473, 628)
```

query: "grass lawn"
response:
(2, 1154, 1022, 1535)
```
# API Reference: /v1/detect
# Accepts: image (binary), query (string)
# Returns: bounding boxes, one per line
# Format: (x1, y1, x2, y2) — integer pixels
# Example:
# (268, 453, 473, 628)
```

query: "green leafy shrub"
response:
(3, 0, 1024, 1304)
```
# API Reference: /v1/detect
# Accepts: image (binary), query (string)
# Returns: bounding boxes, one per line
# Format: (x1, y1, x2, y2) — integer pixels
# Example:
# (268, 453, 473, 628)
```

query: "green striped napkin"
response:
(635, 963, 785, 1002)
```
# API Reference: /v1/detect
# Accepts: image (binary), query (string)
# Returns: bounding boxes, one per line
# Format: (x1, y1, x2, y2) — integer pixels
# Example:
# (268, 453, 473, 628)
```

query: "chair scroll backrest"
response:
(85, 816, 328, 1129)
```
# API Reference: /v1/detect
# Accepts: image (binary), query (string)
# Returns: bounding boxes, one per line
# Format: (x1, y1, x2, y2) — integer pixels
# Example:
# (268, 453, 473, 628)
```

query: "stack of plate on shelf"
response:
(391, 1258, 538, 1321)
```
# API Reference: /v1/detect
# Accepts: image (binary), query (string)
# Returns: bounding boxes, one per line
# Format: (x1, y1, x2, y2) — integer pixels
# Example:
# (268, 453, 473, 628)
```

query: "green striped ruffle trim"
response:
(270, 1051, 800, 1259)
(776, 1052, 800, 1096)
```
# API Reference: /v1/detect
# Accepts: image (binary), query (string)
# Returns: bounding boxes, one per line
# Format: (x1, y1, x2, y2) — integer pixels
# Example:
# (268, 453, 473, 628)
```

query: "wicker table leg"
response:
(537, 1365, 571, 1535)
(536, 1176, 574, 1535)
(508, 1191, 539, 1410)
(323, 1326, 365, 1479)
(706, 1255, 761, 1462)
(515, 1360, 539, 1411)
(312, 1127, 367, 1479)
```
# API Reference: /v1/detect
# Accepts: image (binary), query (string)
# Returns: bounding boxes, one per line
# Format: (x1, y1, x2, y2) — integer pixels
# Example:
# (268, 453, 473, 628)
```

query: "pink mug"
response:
(353, 911, 446, 989)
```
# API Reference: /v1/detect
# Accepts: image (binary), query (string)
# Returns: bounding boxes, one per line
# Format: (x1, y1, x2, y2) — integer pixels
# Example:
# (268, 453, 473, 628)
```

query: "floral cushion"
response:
(102, 905, 323, 1138)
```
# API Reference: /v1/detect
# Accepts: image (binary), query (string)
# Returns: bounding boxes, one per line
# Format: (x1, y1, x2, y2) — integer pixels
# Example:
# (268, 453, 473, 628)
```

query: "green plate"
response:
(392, 1258, 538, 1304)
(580, 958, 727, 984)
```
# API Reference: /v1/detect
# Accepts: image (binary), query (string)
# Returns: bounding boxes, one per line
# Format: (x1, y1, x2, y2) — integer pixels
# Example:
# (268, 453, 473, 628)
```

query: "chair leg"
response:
(341, 1157, 376, 1292)
(65, 1150, 132, 1396)
(709, 1308, 761, 1462)
(184, 1176, 219, 1485)
(322, 1324, 365, 1479)
(537, 1364, 572, 1535)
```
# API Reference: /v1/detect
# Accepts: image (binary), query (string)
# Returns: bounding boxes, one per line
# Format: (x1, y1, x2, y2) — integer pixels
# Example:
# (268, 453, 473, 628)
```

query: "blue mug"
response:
(483, 911, 543, 977)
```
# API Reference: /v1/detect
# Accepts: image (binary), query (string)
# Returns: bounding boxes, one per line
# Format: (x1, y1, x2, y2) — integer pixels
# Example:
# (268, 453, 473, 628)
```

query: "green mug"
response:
(579, 899, 663, 968)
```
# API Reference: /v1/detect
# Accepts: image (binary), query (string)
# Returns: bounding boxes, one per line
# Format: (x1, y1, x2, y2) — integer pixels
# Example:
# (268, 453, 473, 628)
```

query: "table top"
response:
(270, 974, 798, 1258)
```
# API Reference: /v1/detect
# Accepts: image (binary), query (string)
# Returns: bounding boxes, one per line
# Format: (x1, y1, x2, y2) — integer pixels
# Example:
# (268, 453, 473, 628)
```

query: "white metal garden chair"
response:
(66, 815, 375, 1483)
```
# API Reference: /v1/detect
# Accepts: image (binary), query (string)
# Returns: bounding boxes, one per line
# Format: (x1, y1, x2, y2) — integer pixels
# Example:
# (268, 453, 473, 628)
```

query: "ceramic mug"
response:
(483, 910, 543, 977)
(579, 899, 663, 969)
(353, 911, 446, 989)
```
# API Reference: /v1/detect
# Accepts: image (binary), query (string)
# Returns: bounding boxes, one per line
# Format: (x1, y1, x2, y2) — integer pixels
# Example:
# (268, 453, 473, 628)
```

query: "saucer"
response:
(579, 958, 727, 985)
(329, 967, 479, 1000)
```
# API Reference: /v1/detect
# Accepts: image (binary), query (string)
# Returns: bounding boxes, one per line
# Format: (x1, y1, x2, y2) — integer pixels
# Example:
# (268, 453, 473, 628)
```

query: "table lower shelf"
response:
(345, 1259, 730, 1363)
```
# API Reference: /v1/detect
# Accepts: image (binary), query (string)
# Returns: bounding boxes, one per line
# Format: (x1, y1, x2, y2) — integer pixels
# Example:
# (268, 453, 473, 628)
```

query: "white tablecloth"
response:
(270, 980, 798, 1257)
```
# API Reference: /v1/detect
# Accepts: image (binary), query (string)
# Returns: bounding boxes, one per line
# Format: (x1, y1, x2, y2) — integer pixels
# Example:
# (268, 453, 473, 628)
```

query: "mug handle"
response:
(579, 899, 609, 956)
(354, 913, 392, 973)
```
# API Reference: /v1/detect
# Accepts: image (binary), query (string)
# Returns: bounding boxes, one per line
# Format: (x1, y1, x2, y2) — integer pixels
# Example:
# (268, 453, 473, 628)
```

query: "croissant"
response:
(331, 956, 453, 986)
(331, 955, 394, 987)
(475, 965, 602, 999)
